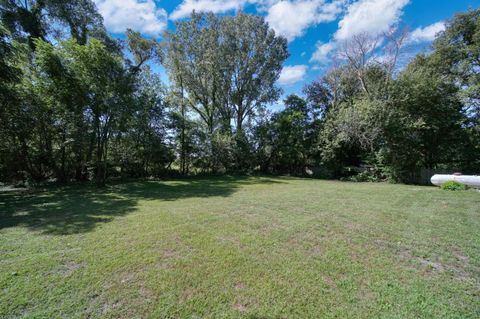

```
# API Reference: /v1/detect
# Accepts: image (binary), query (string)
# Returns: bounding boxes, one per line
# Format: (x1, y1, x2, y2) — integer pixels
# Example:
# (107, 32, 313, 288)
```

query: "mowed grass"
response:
(1, 177, 479, 318)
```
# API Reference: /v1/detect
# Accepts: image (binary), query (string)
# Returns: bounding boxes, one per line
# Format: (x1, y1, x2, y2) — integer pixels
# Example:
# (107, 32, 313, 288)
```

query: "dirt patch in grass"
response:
(85, 270, 155, 318)
(161, 248, 179, 258)
(234, 282, 246, 290)
(323, 275, 337, 289)
(61, 261, 85, 277)
(398, 248, 472, 282)
(358, 285, 375, 303)
(48, 260, 85, 277)
(180, 287, 196, 303)
(372, 238, 476, 286)
(232, 302, 247, 312)
(218, 235, 244, 248)
(232, 294, 259, 314)
(311, 245, 322, 256)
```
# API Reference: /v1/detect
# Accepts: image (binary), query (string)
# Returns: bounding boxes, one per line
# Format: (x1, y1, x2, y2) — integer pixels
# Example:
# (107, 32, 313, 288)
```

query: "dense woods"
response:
(0, 1, 479, 185)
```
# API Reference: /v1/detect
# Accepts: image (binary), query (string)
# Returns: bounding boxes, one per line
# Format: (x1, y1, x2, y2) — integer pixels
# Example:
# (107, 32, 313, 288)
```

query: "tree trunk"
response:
(180, 80, 186, 175)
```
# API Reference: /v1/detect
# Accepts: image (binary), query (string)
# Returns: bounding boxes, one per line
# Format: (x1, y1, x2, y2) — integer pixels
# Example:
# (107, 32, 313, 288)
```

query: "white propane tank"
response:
(431, 174, 480, 188)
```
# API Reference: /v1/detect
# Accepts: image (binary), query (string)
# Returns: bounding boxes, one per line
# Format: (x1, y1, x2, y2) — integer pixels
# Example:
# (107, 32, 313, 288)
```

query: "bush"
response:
(440, 181, 466, 191)
(340, 167, 385, 182)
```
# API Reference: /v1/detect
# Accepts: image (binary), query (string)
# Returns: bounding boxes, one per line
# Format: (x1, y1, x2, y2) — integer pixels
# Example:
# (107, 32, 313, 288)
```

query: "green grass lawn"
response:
(1, 176, 479, 318)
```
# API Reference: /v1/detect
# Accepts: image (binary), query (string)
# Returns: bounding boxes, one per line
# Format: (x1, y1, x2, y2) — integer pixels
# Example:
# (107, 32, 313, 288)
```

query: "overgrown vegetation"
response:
(0, 2, 479, 185)
(440, 181, 467, 191)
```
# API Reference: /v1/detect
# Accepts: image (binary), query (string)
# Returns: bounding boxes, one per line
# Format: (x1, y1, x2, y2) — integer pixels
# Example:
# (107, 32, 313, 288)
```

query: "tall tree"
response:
(431, 9, 480, 123)
(221, 13, 288, 133)
(384, 55, 466, 177)
(0, 0, 110, 49)
(0, 22, 18, 107)
(0, 23, 22, 181)
(165, 12, 223, 135)
(429, 9, 480, 171)
(165, 12, 288, 171)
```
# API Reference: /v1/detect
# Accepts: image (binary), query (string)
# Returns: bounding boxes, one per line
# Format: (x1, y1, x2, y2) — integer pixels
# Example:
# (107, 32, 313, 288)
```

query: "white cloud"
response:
(266, 0, 344, 42)
(170, 0, 252, 20)
(317, 0, 345, 21)
(310, 0, 410, 65)
(170, 0, 344, 41)
(408, 21, 445, 43)
(335, 0, 410, 41)
(310, 41, 336, 63)
(95, 0, 167, 36)
(278, 65, 308, 85)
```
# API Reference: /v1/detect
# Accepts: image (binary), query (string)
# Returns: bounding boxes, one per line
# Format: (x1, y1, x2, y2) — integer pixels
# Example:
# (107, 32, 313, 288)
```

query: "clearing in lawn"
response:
(1, 176, 479, 318)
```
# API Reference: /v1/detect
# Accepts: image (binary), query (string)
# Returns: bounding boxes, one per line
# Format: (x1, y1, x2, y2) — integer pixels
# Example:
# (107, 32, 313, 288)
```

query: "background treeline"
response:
(0, 1, 478, 185)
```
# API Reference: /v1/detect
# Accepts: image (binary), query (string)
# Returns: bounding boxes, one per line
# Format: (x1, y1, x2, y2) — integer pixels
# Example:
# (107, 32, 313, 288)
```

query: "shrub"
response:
(440, 181, 466, 191)
(341, 171, 381, 182)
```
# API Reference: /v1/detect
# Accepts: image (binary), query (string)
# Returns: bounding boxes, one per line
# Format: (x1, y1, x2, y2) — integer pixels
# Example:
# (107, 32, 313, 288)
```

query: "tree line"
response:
(0, 1, 478, 185)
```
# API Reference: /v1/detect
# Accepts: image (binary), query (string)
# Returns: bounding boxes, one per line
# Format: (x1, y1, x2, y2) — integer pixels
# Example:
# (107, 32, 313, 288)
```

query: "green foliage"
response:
(340, 166, 385, 183)
(429, 9, 480, 171)
(256, 95, 320, 175)
(220, 13, 289, 132)
(379, 55, 467, 181)
(0, 3, 479, 184)
(0, 0, 109, 49)
(432, 9, 480, 118)
(440, 181, 467, 191)
(31, 38, 133, 184)
(0, 2, 170, 185)
(126, 29, 162, 70)
(164, 12, 288, 171)
(310, 11, 479, 182)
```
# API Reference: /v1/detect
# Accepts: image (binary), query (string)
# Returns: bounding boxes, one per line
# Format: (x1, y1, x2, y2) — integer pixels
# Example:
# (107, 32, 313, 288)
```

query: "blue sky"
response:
(94, 0, 479, 103)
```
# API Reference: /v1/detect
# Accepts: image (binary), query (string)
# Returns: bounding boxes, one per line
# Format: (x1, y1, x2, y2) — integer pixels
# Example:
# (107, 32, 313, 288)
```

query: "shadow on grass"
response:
(0, 176, 283, 235)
